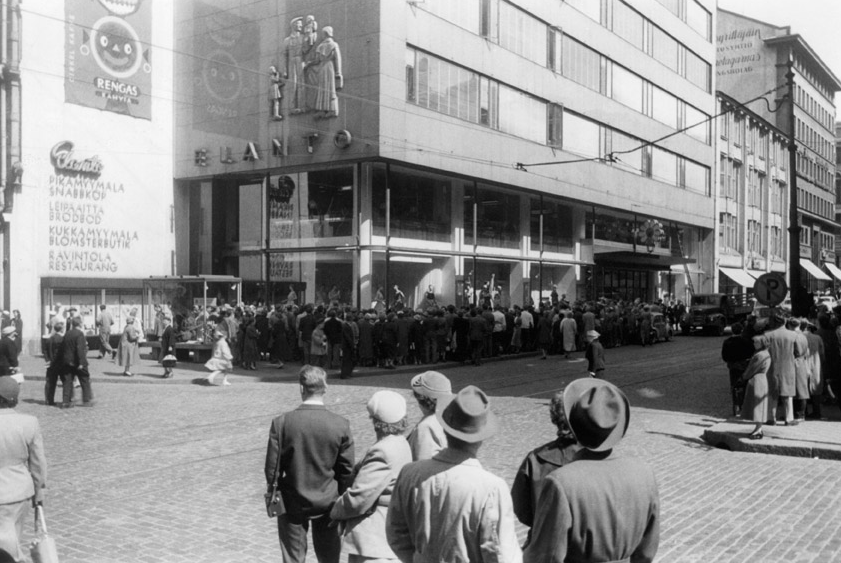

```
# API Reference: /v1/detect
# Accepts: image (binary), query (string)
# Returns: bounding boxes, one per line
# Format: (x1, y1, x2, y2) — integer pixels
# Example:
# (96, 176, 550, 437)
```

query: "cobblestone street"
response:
(12, 335, 841, 562)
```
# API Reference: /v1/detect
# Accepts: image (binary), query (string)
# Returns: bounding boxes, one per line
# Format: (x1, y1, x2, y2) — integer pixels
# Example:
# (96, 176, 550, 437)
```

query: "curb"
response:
(702, 422, 841, 460)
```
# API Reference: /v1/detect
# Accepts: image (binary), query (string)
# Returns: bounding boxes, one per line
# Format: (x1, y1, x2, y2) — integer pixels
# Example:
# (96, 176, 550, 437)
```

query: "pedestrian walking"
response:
(510, 390, 577, 547)
(44, 322, 65, 405)
(264, 365, 354, 563)
(329, 390, 412, 563)
(524, 378, 659, 563)
(764, 313, 803, 425)
(386, 385, 522, 563)
(204, 329, 233, 386)
(59, 316, 94, 408)
(740, 335, 770, 440)
(537, 310, 553, 360)
(0, 377, 47, 562)
(406, 371, 452, 461)
(117, 317, 141, 377)
(95, 304, 115, 359)
(159, 315, 176, 379)
(584, 330, 605, 377)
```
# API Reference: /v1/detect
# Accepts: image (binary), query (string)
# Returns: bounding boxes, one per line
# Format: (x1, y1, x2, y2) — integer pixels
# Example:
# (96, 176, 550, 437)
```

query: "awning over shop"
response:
(719, 267, 756, 288)
(800, 258, 832, 281)
(825, 262, 841, 282)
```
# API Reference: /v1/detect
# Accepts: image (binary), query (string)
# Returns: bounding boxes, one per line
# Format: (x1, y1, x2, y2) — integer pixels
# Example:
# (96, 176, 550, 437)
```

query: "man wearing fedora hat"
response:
(0, 377, 47, 561)
(406, 371, 452, 461)
(524, 378, 659, 563)
(387, 385, 522, 563)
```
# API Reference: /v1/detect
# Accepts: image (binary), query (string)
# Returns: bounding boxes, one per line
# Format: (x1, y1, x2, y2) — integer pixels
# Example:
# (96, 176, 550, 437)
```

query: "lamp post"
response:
(786, 54, 806, 317)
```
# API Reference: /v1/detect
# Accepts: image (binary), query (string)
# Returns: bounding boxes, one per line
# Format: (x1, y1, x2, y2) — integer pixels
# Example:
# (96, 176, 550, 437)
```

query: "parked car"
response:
(649, 312, 673, 343)
(817, 295, 838, 312)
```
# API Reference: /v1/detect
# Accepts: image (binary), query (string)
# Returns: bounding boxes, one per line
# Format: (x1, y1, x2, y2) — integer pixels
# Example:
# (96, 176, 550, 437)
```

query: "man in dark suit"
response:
(60, 316, 94, 408)
(265, 365, 354, 563)
(45, 321, 66, 405)
(322, 309, 343, 370)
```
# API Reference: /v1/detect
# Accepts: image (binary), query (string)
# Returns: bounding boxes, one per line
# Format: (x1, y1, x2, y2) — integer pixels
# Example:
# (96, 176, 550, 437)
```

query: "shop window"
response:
(389, 166, 453, 243)
(269, 250, 354, 309)
(530, 197, 574, 253)
(476, 184, 521, 249)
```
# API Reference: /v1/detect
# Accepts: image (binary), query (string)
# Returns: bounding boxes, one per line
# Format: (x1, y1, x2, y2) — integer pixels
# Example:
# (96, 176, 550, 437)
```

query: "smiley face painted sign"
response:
(65, 0, 152, 119)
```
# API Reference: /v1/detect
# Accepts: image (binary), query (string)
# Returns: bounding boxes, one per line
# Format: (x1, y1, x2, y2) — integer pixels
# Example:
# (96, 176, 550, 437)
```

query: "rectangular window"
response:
(685, 49, 711, 92)
(611, 130, 644, 174)
(684, 103, 710, 144)
(548, 103, 563, 148)
(405, 50, 416, 102)
(547, 28, 562, 72)
(409, 48, 486, 127)
(498, 1, 547, 63)
(733, 117, 743, 146)
(612, 64, 643, 112)
(687, 0, 712, 41)
(684, 159, 709, 194)
(498, 84, 546, 143)
(612, 0, 644, 50)
(653, 0, 680, 17)
(651, 26, 678, 72)
(565, 0, 601, 21)
(563, 111, 600, 158)
(480, 78, 498, 127)
(424, 0, 482, 34)
(651, 146, 677, 185)
(652, 87, 678, 128)
(562, 35, 601, 91)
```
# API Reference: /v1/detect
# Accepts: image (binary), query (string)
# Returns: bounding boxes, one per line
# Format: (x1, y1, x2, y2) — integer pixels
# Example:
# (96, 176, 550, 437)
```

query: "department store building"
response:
(173, 0, 717, 311)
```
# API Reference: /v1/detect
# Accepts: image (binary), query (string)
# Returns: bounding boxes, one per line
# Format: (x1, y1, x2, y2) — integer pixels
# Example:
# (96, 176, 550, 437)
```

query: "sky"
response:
(717, 0, 841, 83)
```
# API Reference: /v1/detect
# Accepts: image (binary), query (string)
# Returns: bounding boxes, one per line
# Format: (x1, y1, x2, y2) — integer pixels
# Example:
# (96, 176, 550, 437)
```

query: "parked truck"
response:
(681, 293, 753, 335)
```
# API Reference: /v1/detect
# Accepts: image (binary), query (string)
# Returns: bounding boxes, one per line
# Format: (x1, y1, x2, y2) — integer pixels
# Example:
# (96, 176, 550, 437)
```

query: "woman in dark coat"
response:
(537, 310, 553, 360)
(270, 311, 290, 364)
(255, 309, 271, 361)
(357, 314, 374, 367)
(241, 314, 260, 370)
(159, 316, 176, 378)
(380, 313, 398, 369)
(340, 317, 355, 379)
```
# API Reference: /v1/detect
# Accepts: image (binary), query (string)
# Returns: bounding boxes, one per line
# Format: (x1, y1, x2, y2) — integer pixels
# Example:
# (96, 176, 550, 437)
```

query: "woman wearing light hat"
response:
(525, 378, 660, 563)
(406, 371, 452, 461)
(330, 390, 412, 562)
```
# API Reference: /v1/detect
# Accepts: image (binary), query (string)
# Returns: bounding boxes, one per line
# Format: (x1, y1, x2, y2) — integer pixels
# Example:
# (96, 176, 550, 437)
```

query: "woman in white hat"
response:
(407, 371, 452, 461)
(330, 390, 412, 562)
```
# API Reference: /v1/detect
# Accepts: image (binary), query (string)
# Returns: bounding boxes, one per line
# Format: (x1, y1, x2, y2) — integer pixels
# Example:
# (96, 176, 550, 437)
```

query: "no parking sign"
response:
(753, 273, 787, 307)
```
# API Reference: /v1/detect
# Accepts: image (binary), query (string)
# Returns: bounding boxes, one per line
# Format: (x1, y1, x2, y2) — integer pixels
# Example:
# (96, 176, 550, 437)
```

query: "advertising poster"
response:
(64, 0, 153, 119)
(191, 1, 260, 139)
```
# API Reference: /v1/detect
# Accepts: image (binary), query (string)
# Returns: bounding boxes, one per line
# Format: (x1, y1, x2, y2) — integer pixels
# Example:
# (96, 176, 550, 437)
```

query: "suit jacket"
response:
(61, 328, 89, 369)
(160, 325, 176, 357)
(0, 337, 18, 375)
(330, 434, 412, 559)
(265, 403, 354, 518)
(524, 453, 659, 563)
(0, 409, 47, 504)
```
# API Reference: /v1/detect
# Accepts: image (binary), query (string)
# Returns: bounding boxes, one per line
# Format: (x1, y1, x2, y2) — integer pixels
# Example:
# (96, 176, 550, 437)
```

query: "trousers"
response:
(277, 512, 340, 563)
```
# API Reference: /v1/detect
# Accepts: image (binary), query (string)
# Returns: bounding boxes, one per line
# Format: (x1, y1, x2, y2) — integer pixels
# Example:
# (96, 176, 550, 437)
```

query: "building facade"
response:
(173, 0, 718, 312)
(717, 10, 841, 295)
(715, 92, 790, 293)
(12, 2, 175, 352)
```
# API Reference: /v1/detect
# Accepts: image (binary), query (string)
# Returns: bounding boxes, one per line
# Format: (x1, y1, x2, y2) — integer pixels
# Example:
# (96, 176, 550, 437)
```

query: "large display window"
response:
(371, 251, 452, 311)
(268, 250, 355, 309)
(372, 164, 454, 242)
(530, 197, 574, 253)
(464, 184, 521, 249)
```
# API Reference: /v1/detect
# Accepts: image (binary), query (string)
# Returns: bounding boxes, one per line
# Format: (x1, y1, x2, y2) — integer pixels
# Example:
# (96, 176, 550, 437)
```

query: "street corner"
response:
(702, 420, 841, 460)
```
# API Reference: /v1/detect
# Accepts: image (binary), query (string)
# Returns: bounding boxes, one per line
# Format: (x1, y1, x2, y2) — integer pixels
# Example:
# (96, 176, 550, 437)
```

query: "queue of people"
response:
(722, 306, 841, 440)
(264, 365, 660, 563)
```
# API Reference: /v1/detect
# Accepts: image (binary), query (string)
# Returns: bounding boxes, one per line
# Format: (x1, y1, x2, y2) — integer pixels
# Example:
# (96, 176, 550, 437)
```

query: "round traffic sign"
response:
(754, 273, 787, 306)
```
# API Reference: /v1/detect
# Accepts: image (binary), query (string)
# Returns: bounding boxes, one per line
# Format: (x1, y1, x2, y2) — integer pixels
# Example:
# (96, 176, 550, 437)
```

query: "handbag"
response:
(161, 354, 177, 368)
(30, 505, 60, 563)
(265, 415, 286, 518)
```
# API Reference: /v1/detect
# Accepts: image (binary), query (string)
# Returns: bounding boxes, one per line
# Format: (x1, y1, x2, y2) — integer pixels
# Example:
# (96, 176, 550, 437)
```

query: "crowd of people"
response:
(721, 305, 841, 439)
(264, 365, 659, 563)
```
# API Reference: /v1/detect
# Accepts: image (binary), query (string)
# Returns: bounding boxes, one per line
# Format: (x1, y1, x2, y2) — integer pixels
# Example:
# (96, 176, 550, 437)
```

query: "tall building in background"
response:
(714, 92, 790, 293)
(717, 10, 841, 296)
(173, 0, 717, 310)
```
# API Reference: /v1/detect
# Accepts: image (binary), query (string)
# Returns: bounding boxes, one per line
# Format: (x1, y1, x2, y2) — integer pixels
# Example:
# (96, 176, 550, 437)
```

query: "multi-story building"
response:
(835, 122, 841, 283)
(173, 0, 717, 311)
(715, 92, 790, 293)
(717, 9, 841, 296)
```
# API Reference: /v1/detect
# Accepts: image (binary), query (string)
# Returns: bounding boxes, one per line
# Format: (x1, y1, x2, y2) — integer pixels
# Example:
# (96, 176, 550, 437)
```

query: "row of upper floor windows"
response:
(719, 157, 786, 215)
(797, 186, 834, 222)
(419, 0, 712, 93)
(796, 118, 834, 163)
(718, 110, 790, 171)
(719, 214, 784, 258)
(793, 55, 836, 101)
(795, 84, 835, 132)
(550, 33, 710, 143)
(650, 0, 712, 41)
(405, 46, 710, 195)
(797, 152, 834, 194)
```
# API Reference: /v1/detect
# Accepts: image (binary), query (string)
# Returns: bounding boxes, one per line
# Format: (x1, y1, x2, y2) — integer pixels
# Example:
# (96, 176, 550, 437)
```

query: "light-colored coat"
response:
(386, 448, 522, 563)
(764, 325, 804, 397)
(804, 331, 825, 397)
(406, 415, 447, 461)
(793, 330, 811, 399)
(330, 434, 412, 560)
(524, 454, 659, 563)
(0, 409, 47, 504)
(741, 349, 770, 423)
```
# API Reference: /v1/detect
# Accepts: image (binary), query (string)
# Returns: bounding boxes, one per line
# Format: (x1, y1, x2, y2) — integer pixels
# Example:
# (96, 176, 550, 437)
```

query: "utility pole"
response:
(786, 53, 806, 317)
